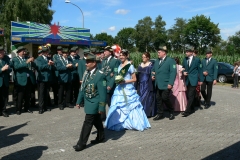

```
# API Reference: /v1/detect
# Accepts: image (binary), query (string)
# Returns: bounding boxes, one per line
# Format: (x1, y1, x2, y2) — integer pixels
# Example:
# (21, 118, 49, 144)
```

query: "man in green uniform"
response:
(101, 46, 120, 106)
(201, 48, 218, 109)
(73, 53, 106, 152)
(182, 46, 204, 117)
(35, 46, 55, 114)
(0, 46, 12, 117)
(77, 48, 90, 83)
(69, 47, 80, 103)
(151, 45, 177, 120)
(55, 48, 75, 109)
(12, 46, 35, 115)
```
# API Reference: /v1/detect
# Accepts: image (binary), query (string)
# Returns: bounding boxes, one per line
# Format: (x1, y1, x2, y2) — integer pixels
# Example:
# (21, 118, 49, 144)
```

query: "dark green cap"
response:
(38, 50, 43, 54)
(57, 46, 62, 50)
(42, 46, 49, 52)
(205, 47, 212, 54)
(83, 48, 91, 54)
(16, 46, 26, 53)
(70, 47, 77, 52)
(0, 46, 4, 51)
(104, 46, 113, 52)
(90, 48, 97, 53)
(158, 45, 167, 52)
(62, 48, 69, 53)
(86, 53, 100, 61)
(185, 46, 194, 52)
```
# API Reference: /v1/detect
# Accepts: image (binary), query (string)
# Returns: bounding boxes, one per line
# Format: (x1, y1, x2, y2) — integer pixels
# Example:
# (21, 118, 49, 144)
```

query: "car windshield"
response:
(224, 63, 234, 69)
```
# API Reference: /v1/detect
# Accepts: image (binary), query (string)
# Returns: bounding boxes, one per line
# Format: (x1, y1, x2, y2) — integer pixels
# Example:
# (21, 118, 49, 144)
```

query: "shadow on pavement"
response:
(0, 122, 29, 149)
(1, 146, 48, 160)
(202, 141, 240, 160)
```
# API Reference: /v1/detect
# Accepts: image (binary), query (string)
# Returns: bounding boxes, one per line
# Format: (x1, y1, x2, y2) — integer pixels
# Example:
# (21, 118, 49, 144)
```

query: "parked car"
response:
(217, 62, 234, 83)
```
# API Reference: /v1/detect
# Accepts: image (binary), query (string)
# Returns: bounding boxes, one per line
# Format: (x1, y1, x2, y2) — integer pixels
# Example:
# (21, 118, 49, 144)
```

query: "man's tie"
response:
(206, 58, 209, 65)
(187, 58, 190, 67)
(159, 58, 162, 65)
(0, 59, 2, 66)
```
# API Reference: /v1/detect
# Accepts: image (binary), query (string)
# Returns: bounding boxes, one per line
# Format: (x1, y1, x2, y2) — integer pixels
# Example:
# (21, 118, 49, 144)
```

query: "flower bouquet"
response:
(115, 75, 124, 84)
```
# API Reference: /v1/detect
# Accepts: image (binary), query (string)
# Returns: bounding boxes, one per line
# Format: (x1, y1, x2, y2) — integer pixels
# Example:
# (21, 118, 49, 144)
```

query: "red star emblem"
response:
(50, 24, 60, 36)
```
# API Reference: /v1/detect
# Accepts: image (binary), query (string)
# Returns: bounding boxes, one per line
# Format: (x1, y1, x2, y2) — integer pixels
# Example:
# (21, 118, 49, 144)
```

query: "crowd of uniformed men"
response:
(0, 44, 119, 117)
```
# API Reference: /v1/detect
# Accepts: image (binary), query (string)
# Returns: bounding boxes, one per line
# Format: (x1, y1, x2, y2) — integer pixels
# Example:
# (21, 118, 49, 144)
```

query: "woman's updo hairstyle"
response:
(121, 49, 129, 57)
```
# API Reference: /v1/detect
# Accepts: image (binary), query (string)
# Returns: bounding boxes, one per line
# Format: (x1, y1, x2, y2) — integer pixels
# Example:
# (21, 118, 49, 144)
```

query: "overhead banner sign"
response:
(11, 21, 106, 46)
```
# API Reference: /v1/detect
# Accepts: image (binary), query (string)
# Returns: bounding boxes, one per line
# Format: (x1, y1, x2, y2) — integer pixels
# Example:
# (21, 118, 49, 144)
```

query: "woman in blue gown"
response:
(136, 52, 156, 117)
(104, 50, 151, 131)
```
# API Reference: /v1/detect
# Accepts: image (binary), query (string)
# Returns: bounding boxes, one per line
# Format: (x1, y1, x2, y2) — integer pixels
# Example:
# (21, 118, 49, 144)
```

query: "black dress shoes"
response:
(74, 144, 86, 152)
(16, 111, 21, 115)
(59, 107, 64, 110)
(169, 114, 175, 120)
(153, 114, 164, 121)
(39, 110, 43, 114)
(90, 138, 105, 144)
(24, 110, 33, 113)
(182, 112, 190, 117)
(204, 104, 210, 109)
(2, 112, 9, 117)
(67, 103, 74, 108)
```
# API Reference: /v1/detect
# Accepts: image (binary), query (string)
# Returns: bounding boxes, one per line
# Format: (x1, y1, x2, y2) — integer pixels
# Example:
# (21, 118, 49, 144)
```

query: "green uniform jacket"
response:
(152, 56, 177, 90)
(201, 58, 218, 82)
(55, 57, 75, 83)
(68, 55, 79, 81)
(76, 69, 106, 114)
(53, 54, 62, 77)
(0, 56, 12, 87)
(77, 59, 86, 81)
(100, 56, 120, 93)
(182, 56, 204, 86)
(35, 56, 54, 82)
(12, 56, 36, 86)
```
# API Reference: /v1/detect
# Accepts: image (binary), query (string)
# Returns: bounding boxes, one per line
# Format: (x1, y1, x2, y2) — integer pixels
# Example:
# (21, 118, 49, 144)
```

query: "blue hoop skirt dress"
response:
(104, 64, 151, 131)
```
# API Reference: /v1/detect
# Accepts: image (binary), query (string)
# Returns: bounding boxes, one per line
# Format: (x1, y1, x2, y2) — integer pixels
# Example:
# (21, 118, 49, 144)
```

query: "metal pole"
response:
(69, 2, 84, 28)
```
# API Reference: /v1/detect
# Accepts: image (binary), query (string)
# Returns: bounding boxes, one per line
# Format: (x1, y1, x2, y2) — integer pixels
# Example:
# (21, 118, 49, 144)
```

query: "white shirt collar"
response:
(42, 55, 47, 59)
(162, 56, 166, 60)
(89, 68, 96, 75)
(107, 56, 112, 62)
(189, 55, 193, 60)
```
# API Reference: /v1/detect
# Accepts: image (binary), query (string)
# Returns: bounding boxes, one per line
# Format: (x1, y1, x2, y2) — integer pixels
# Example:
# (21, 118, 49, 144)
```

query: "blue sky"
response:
(51, 0, 240, 40)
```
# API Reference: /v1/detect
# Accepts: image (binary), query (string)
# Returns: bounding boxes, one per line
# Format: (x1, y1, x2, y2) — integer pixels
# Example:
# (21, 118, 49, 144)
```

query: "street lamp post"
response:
(65, 0, 84, 28)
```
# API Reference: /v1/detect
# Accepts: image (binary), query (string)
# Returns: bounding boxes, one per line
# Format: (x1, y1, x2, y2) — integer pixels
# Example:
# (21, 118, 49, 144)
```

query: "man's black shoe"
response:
(153, 114, 164, 121)
(25, 110, 33, 113)
(2, 112, 9, 117)
(59, 107, 64, 110)
(90, 138, 105, 144)
(182, 112, 190, 117)
(67, 103, 74, 108)
(169, 114, 175, 120)
(74, 145, 86, 152)
(16, 111, 21, 115)
(204, 104, 210, 109)
(39, 110, 43, 114)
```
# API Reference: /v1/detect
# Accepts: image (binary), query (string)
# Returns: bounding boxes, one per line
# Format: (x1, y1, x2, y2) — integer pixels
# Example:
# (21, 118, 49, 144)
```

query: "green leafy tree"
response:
(115, 27, 136, 52)
(0, 0, 54, 52)
(134, 16, 154, 52)
(152, 15, 167, 52)
(94, 32, 114, 46)
(184, 15, 221, 54)
(167, 18, 187, 53)
(228, 31, 240, 55)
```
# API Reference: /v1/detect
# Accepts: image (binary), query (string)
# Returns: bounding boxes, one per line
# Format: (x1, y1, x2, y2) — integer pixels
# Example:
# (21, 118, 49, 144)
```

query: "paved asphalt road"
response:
(1, 85, 240, 160)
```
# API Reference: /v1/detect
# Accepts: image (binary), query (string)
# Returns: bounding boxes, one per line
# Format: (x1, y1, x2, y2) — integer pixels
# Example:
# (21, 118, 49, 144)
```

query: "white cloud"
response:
(108, 26, 116, 31)
(221, 24, 240, 39)
(115, 9, 129, 15)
